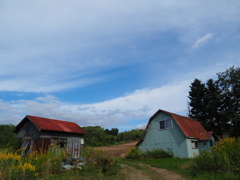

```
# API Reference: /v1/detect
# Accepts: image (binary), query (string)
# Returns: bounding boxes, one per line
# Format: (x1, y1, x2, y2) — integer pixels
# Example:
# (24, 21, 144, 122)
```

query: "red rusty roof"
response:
(22, 115, 88, 134)
(169, 112, 213, 140)
(137, 109, 213, 146)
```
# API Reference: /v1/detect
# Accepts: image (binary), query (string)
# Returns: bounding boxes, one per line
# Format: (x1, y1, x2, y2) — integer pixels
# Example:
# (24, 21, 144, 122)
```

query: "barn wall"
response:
(39, 131, 84, 158)
(35, 138, 51, 152)
(17, 120, 41, 140)
(17, 119, 41, 154)
(40, 131, 84, 139)
(138, 112, 188, 158)
(66, 138, 84, 158)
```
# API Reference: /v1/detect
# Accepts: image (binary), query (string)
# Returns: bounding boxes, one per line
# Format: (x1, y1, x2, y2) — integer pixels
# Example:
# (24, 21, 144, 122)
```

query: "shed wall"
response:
(16, 119, 85, 157)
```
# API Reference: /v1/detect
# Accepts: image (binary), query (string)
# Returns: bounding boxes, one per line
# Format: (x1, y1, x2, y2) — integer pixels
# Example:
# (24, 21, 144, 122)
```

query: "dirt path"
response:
(95, 141, 185, 180)
(121, 163, 185, 180)
(95, 140, 138, 157)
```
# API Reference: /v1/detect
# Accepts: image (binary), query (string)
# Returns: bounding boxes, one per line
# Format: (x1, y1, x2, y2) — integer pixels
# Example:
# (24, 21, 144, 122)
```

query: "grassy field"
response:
(1, 138, 240, 179)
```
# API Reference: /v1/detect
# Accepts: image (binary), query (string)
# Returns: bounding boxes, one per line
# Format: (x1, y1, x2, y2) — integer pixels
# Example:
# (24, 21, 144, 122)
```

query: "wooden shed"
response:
(14, 115, 88, 158)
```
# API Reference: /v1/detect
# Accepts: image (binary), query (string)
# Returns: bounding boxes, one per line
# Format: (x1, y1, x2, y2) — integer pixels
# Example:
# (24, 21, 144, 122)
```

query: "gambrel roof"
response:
(168, 111, 213, 140)
(15, 115, 88, 134)
(137, 109, 213, 146)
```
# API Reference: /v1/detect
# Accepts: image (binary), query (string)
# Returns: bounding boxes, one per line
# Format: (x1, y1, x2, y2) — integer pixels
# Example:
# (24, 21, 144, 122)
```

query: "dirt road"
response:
(95, 141, 185, 180)
(122, 163, 184, 180)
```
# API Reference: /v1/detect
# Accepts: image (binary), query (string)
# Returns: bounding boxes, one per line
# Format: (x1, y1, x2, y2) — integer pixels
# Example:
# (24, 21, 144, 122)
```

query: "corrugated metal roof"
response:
(170, 112, 213, 140)
(25, 115, 88, 134)
(137, 109, 213, 146)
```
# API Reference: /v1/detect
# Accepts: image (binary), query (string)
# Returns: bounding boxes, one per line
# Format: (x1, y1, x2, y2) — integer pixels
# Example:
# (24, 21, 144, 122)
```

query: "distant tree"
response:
(110, 128, 119, 136)
(83, 126, 119, 146)
(0, 124, 18, 149)
(82, 126, 143, 146)
(104, 128, 110, 135)
(105, 128, 119, 136)
(82, 126, 107, 146)
(117, 129, 144, 142)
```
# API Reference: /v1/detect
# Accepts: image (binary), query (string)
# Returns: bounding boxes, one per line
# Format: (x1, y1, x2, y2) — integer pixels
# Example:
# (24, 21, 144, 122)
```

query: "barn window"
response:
(59, 139, 67, 148)
(51, 138, 67, 148)
(159, 119, 173, 130)
(191, 141, 198, 149)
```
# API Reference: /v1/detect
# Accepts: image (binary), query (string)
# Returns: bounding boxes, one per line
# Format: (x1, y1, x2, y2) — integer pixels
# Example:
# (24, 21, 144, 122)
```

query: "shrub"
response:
(125, 147, 173, 159)
(145, 148, 173, 158)
(125, 148, 143, 159)
(191, 137, 240, 175)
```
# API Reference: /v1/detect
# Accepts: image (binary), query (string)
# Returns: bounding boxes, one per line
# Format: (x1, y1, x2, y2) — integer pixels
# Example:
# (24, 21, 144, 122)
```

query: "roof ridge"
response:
(27, 115, 76, 124)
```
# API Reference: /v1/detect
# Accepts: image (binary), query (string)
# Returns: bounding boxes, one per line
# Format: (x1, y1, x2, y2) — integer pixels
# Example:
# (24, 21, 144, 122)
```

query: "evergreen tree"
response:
(217, 66, 240, 137)
(188, 79, 208, 127)
(188, 66, 240, 138)
(205, 79, 226, 138)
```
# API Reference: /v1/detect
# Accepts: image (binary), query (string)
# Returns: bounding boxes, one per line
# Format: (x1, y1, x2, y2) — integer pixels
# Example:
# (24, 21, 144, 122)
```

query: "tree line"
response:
(82, 126, 144, 147)
(188, 66, 240, 138)
(0, 124, 18, 149)
(0, 124, 144, 148)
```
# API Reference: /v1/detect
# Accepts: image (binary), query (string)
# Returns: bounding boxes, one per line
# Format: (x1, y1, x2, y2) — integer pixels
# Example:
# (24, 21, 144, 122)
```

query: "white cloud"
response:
(0, 63, 239, 130)
(0, 80, 190, 129)
(136, 123, 147, 129)
(192, 33, 214, 48)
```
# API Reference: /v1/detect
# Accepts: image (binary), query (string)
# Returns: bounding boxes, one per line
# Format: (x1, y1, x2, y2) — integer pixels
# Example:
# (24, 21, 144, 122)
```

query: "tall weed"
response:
(0, 147, 65, 180)
(81, 146, 120, 176)
(192, 137, 240, 175)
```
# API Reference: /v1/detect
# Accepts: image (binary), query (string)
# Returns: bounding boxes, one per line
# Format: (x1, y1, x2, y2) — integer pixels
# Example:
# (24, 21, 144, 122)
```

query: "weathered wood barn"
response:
(14, 115, 88, 158)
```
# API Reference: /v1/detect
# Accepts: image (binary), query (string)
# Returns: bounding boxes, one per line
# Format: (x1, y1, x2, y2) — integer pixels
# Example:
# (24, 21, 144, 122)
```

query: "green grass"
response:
(119, 157, 240, 180)
(119, 157, 193, 179)
(141, 158, 192, 177)
(2, 138, 240, 180)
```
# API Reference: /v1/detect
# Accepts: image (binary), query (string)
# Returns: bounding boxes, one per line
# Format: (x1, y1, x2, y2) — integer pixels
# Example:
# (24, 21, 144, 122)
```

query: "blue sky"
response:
(0, 0, 240, 132)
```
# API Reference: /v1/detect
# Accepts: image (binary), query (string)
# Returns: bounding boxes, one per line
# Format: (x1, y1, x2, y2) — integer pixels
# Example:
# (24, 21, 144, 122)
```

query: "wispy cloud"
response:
(0, 63, 239, 131)
(192, 33, 215, 48)
(0, 1, 239, 93)
(0, 81, 190, 128)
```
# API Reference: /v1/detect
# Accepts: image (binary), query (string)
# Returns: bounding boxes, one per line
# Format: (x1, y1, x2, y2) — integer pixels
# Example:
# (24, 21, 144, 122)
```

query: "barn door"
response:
(67, 138, 82, 158)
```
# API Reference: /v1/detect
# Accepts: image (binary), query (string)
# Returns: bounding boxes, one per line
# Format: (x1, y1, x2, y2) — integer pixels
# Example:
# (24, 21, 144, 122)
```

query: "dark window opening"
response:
(159, 119, 173, 130)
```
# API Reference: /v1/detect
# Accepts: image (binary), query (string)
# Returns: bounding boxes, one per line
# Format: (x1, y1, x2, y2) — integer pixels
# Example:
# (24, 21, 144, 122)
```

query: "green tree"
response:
(205, 79, 227, 138)
(188, 66, 240, 138)
(117, 129, 144, 142)
(188, 79, 208, 127)
(0, 124, 18, 149)
(104, 128, 119, 136)
(217, 66, 240, 137)
(83, 126, 119, 146)
(82, 126, 107, 146)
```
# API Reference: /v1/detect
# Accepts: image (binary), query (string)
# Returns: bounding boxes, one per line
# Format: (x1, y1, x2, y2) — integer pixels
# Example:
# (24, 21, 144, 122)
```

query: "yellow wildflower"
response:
(18, 162, 36, 171)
